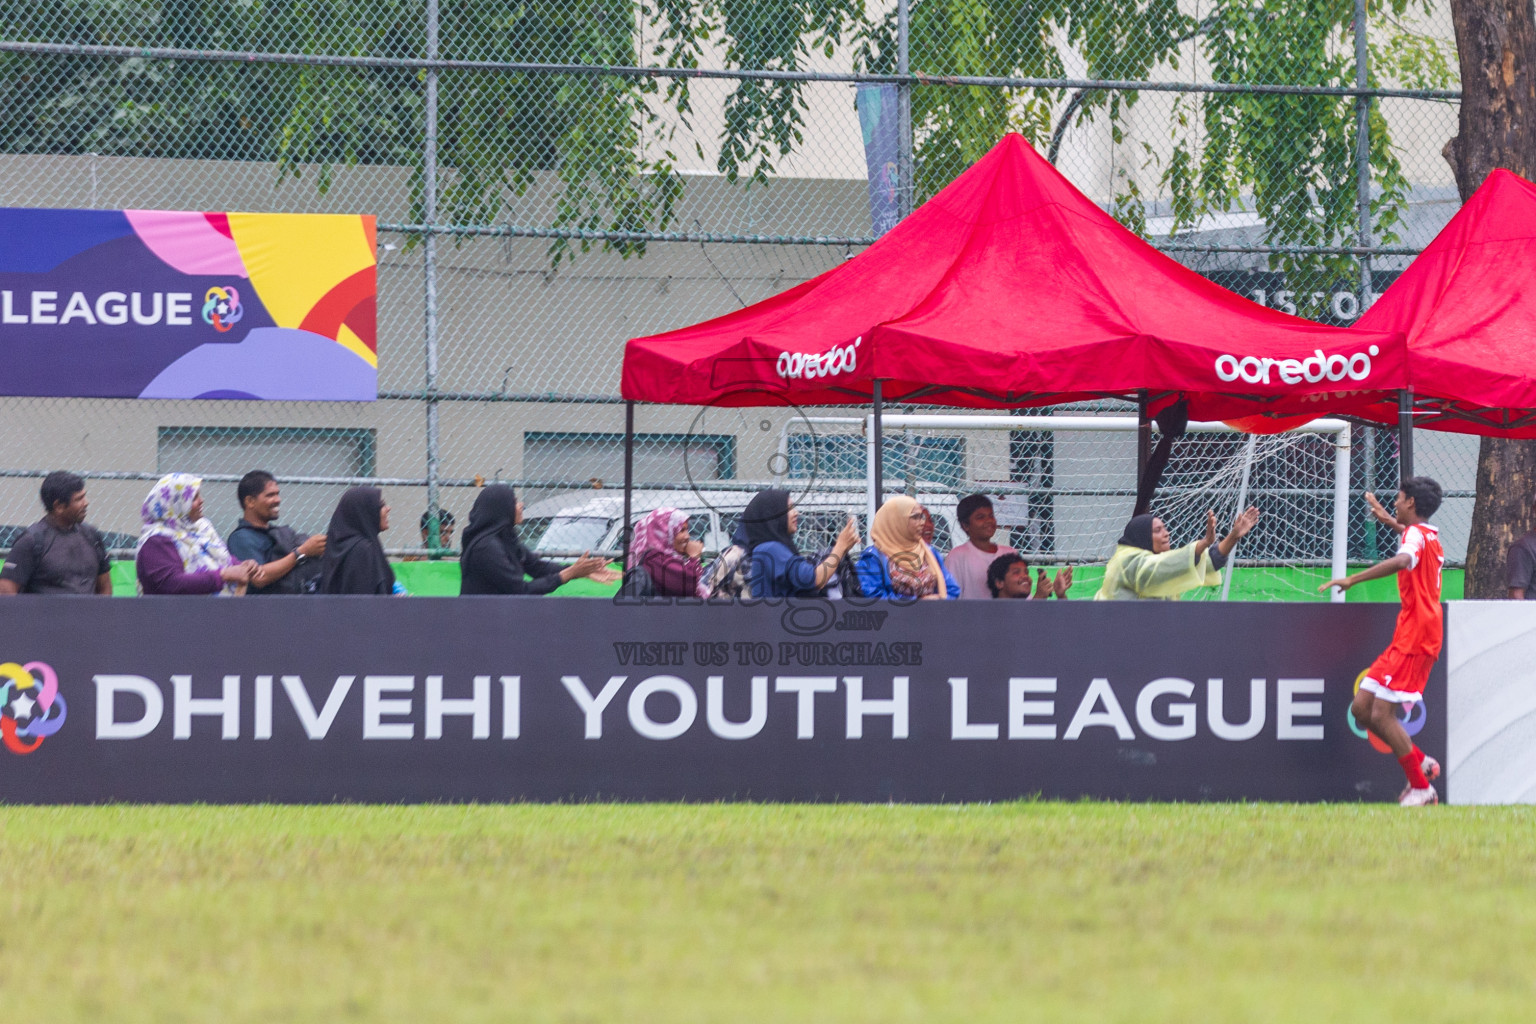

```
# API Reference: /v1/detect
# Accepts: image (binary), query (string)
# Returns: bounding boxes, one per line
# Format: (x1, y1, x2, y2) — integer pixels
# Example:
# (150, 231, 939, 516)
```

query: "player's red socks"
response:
(1399, 748, 1428, 789)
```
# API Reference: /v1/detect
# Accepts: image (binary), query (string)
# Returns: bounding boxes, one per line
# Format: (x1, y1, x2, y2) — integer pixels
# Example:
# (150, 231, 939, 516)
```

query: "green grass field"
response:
(8, 804, 1533, 1022)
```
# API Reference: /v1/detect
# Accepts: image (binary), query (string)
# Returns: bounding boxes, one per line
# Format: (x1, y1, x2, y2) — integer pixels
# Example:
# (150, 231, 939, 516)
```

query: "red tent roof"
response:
(622, 133, 1402, 421)
(1357, 169, 1536, 436)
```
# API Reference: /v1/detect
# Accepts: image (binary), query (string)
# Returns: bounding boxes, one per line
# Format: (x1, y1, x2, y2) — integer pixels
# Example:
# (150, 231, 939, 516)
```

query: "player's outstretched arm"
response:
(1319, 552, 1413, 594)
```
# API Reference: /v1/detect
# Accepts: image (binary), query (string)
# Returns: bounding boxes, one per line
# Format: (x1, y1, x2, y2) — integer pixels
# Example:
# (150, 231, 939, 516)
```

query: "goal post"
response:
(848, 413, 1352, 602)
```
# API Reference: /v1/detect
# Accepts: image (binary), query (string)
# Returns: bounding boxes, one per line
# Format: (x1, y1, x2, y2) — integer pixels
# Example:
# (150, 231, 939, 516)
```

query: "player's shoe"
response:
(1398, 754, 1442, 802)
(1399, 784, 1438, 807)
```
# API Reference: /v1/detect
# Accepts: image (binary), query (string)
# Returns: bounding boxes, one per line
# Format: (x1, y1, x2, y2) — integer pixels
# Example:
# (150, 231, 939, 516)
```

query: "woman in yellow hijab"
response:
(853, 496, 958, 599)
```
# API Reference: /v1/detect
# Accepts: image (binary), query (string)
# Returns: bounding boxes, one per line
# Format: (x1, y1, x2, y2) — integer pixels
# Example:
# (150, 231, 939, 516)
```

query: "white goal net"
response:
(781, 408, 1351, 601)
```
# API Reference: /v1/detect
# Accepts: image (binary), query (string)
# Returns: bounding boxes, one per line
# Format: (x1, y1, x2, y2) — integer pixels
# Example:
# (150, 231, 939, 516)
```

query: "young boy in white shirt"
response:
(945, 495, 1015, 599)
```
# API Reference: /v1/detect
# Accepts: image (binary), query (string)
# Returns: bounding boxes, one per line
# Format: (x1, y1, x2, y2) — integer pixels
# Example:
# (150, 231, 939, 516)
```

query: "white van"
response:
(520, 487, 961, 558)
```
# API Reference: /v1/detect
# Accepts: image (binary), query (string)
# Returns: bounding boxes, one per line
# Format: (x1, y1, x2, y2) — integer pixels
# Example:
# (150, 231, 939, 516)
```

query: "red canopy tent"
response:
(622, 132, 1403, 422)
(617, 133, 1409, 553)
(1356, 168, 1536, 439)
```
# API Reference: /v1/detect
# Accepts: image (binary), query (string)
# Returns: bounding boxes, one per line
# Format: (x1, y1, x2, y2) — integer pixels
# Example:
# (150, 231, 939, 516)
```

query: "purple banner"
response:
(857, 85, 901, 236)
(0, 207, 378, 401)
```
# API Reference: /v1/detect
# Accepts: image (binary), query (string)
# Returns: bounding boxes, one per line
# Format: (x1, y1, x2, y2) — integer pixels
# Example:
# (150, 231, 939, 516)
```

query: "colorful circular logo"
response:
(1347, 667, 1426, 753)
(202, 285, 244, 333)
(0, 661, 67, 755)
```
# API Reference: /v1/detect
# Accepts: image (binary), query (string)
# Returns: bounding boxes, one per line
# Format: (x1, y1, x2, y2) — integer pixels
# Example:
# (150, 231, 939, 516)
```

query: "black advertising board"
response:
(0, 596, 1445, 803)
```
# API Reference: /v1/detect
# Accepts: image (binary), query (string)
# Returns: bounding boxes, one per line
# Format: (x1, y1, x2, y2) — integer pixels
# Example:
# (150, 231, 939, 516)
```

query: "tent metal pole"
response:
(1398, 388, 1414, 481)
(1136, 390, 1151, 495)
(872, 380, 885, 515)
(622, 401, 635, 570)
(865, 418, 876, 525)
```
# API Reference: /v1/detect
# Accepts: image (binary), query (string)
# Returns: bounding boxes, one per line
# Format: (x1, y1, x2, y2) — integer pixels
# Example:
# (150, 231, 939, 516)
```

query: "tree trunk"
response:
(1446, 0, 1536, 598)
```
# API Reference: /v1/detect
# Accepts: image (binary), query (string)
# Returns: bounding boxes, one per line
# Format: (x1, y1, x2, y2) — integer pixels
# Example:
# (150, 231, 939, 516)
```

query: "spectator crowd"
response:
(1, 468, 1518, 602)
(0, 470, 618, 598)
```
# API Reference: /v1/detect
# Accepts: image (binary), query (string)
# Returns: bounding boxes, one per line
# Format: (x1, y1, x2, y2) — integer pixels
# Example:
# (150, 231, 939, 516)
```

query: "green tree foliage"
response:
(0, 0, 1456, 273)
(0, 1, 684, 263)
(857, 0, 1188, 220)
(648, 0, 866, 187)
(854, 0, 1454, 281)
(1167, 0, 1455, 281)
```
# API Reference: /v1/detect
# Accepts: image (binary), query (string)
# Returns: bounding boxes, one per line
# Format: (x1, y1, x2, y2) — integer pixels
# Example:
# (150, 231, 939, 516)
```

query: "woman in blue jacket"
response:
(744, 489, 858, 597)
(855, 496, 958, 600)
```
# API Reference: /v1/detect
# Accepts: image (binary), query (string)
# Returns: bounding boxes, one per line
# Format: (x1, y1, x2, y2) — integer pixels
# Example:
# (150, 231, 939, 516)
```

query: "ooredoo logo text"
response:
(1214, 345, 1379, 386)
(776, 337, 861, 381)
(0, 661, 67, 754)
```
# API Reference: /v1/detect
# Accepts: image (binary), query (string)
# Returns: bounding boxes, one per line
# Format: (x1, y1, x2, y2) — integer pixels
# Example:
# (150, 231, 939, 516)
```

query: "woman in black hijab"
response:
(1095, 507, 1259, 600)
(459, 485, 615, 595)
(1119, 513, 1159, 553)
(320, 486, 396, 595)
(743, 488, 857, 597)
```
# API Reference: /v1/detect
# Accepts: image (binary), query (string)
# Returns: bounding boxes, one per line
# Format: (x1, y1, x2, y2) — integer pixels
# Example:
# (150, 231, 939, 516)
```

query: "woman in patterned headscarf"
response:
(627, 507, 708, 598)
(135, 473, 257, 595)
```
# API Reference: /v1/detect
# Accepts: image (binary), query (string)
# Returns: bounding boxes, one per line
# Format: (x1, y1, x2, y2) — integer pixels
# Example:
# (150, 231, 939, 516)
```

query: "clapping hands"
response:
(1031, 565, 1074, 599)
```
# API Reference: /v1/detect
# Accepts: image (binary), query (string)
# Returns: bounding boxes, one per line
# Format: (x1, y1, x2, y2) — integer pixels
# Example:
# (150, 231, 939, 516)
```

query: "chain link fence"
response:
(0, 1, 1477, 577)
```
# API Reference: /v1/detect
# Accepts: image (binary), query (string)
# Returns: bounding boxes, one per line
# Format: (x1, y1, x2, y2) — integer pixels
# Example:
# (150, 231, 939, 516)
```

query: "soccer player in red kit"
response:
(1321, 476, 1445, 807)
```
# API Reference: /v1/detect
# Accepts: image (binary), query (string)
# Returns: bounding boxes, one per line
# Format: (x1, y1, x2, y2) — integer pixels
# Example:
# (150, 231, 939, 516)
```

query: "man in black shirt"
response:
(1508, 523, 1536, 599)
(0, 471, 112, 595)
(400, 508, 456, 561)
(226, 470, 326, 595)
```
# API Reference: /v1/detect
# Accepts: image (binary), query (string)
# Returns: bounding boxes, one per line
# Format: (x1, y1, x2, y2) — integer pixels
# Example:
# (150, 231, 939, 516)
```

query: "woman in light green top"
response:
(1095, 507, 1260, 600)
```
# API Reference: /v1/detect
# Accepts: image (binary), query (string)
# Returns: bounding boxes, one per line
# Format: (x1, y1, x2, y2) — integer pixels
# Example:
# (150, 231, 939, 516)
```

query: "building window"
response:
(522, 431, 736, 488)
(786, 433, 965, 490)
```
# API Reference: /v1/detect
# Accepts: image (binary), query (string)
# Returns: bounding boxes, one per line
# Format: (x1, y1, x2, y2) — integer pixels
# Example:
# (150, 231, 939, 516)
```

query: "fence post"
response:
(871, 380, 885, 514)
(423, 0, 442, 550)
(1354, 0, 1373, 311)
(896, 0, 913, 219)
(1354, 0, 1373, 565)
